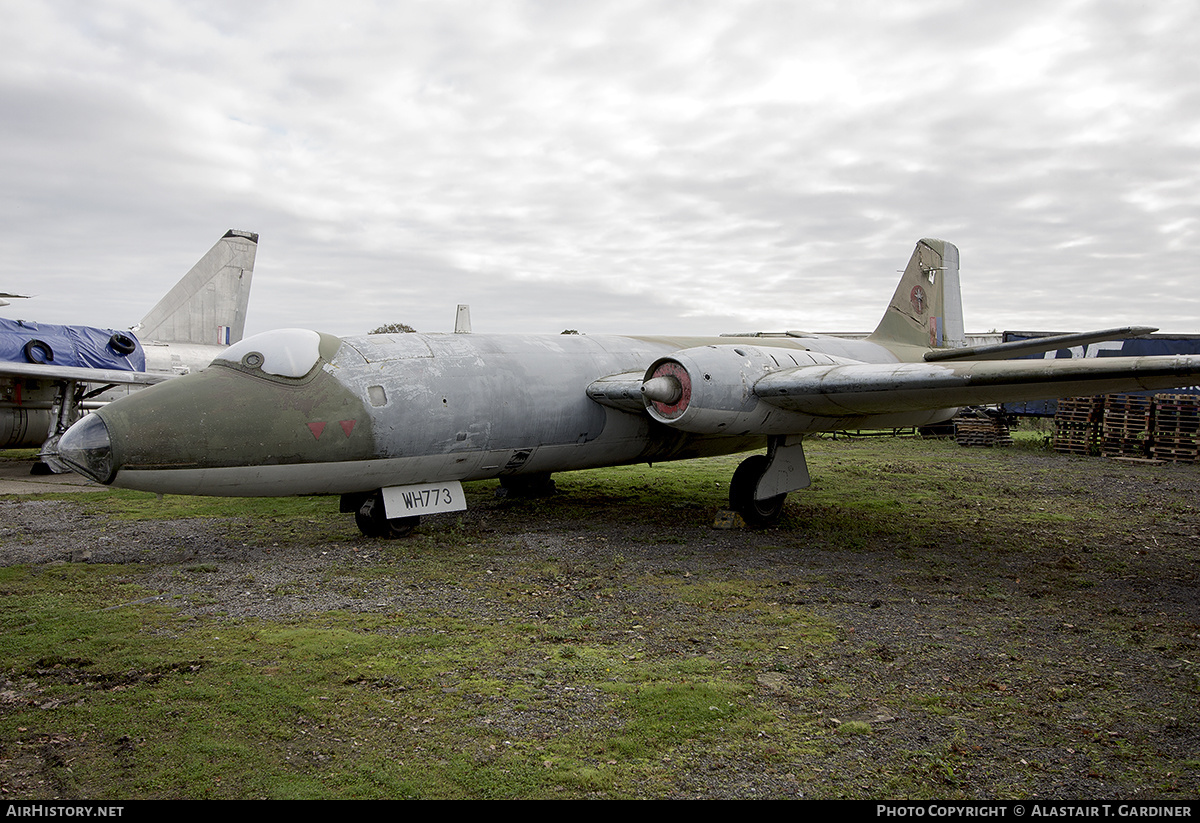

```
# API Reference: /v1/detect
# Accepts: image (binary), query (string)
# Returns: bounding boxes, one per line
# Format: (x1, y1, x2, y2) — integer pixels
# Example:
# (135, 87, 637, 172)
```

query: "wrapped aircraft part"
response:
(0, 318, 145, 371)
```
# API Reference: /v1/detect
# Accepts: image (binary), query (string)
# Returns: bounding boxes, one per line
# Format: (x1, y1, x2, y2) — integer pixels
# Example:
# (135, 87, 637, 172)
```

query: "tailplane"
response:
(868, 238, 963, 353)
(134, 229, 258, 345)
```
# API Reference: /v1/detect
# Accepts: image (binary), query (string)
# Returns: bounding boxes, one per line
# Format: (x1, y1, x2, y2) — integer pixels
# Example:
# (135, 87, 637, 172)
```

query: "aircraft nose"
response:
(56, 413, 116, 484)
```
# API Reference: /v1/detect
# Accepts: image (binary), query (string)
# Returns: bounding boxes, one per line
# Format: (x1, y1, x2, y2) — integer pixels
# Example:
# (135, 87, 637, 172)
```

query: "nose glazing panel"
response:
(56, 413, 115, 484)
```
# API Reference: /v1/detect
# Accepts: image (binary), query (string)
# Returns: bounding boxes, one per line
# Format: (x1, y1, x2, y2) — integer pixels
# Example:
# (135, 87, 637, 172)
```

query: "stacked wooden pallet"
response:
(1151, 394, 1199, 463)
(1052, 393, 1200, 463)
(1101, 394, 1154, 460)
(1052, 396, 1104, 456)
(954, 415, 1013, 447)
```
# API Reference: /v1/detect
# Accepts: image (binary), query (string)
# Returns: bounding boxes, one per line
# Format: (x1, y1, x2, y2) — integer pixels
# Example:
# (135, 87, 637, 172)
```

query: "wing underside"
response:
(755, 356, 1200, 417)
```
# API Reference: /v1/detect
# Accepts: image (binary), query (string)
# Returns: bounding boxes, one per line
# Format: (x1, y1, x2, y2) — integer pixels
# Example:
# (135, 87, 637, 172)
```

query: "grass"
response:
(0, 535, 819, 798)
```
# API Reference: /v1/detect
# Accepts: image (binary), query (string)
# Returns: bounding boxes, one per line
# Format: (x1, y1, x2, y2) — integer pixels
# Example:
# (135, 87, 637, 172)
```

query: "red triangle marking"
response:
(340, 420, 356, 438)
(307, 422, 327, 440)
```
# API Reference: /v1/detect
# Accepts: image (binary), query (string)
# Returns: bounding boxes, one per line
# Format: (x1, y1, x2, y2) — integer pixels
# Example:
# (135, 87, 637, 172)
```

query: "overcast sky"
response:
(1, 0, 1197, 340)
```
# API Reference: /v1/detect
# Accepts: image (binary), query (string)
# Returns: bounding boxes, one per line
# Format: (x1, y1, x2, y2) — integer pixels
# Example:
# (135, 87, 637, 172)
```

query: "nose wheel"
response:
(349, 490, 419, 538)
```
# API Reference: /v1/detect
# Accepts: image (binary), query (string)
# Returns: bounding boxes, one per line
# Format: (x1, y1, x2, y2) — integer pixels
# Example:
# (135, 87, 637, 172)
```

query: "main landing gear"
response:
(728, 455, 787, 527)
(342, 490, 419, 539)
(726, 437, 811, 528)
(494, 472, 557, 499)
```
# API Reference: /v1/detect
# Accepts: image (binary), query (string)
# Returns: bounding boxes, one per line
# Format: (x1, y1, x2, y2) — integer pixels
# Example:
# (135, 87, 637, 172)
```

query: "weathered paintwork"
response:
(79, 329, 779, 497)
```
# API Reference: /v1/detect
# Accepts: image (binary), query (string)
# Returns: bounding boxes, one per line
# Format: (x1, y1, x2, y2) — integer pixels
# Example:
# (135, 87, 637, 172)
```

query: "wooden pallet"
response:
(1100, 394, 1153, 459)
(954, 417, 1013, 447)
(1102, 439, 1151, 459)
(1053, 397, 1104, 455)
(1056, 396, 1105, 420)
(1150, 394, 1199, 463)
(1048, 393, 1200, 462)
(1154, 395, 1200, 432)
(1150, 444, 1199, 463)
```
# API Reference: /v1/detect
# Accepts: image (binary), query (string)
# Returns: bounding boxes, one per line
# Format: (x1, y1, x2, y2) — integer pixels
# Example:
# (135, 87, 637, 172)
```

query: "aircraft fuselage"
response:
(61, 328, 939, 498)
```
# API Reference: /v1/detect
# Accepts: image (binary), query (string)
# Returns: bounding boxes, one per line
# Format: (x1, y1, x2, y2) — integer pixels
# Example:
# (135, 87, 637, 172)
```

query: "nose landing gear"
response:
(342, 490, 419, 538)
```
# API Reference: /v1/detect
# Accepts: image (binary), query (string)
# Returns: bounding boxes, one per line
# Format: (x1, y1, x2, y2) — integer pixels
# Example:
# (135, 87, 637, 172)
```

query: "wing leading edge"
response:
(0, 361, 171, 387)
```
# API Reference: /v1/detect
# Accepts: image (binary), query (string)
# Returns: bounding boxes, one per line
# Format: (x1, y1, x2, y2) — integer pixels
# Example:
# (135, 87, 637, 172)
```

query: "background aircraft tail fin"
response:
(135, 229, 258, 345)
(867, 238, 963, 352)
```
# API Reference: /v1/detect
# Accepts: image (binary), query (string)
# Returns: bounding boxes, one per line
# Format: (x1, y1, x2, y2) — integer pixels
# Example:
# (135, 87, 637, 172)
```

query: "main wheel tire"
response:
(495, 472, 556, 499)
(354, 491, 419, 538)
(729, 455, 786, 528)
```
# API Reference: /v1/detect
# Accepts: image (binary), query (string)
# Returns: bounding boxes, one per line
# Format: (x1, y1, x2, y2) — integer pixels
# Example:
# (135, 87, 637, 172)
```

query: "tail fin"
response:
(867, 238, 963, 352)
(134, 230, 258, 345)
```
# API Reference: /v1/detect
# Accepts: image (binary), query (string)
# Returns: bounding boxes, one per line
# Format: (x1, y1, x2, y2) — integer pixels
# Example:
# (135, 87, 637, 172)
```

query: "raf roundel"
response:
(909, 284, 927, 315)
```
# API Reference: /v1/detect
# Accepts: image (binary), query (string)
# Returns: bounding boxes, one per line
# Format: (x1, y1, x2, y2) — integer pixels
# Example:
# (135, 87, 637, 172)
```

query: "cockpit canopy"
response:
(214, 329, 328, 378)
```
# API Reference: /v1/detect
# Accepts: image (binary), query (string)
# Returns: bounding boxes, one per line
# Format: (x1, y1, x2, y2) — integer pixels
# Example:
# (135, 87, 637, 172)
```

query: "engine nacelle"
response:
(642, 345, 851, 435)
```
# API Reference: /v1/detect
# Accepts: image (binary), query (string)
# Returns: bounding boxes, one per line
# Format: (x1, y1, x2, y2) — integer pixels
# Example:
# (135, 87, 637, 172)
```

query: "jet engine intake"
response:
(641, 345, 849, 435)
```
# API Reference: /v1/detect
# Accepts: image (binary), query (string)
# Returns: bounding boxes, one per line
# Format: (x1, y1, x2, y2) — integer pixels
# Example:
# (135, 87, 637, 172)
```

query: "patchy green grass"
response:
(0, 525, 830, 798)
(68, 491, 359, 545)
(0, 569, 814, 798)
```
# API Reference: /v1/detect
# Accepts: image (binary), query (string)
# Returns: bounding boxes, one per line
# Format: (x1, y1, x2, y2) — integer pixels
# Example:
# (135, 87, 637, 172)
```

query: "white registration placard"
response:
(382, 481, 467, 518)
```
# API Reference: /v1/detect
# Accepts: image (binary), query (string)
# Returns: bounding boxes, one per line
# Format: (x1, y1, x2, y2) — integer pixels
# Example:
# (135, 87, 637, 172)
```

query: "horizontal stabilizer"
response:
(925, 326, 1158, 362)
(755, 355, 1200, 417)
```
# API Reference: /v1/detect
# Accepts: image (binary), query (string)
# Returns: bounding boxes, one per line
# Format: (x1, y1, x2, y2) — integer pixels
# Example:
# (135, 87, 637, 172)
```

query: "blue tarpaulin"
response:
(0, 318, 146, 372)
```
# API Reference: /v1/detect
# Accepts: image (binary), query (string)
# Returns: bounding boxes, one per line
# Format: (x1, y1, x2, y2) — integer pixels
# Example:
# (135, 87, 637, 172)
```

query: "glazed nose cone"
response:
(56, 414, 115, 484)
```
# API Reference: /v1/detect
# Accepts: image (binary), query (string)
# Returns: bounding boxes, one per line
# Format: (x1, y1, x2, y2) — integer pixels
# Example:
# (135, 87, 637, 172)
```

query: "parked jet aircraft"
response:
(1, 230, 257, 467)
(55, 238, 1200, 535)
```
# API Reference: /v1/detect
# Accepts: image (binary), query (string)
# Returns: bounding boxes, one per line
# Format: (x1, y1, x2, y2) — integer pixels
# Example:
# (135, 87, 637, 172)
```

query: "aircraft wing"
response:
(594, 344, 1200, 435)
(0, 361, 170, 386)
(754, 355, 1200, 417)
